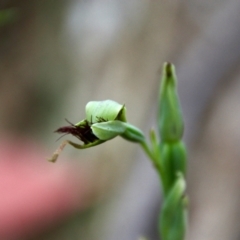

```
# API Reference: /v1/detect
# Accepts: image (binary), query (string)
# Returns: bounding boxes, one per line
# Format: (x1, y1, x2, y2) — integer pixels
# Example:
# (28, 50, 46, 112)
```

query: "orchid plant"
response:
(49, 62, 188, 240)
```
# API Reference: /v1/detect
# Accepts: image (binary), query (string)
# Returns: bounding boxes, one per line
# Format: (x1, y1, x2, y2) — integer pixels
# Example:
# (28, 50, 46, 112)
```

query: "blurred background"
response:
(1, 0, 240, 240)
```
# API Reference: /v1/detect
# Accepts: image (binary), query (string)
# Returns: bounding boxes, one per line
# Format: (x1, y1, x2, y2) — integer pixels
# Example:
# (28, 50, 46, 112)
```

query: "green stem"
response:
(140, 140, 155, 163)
(140, 140, 163, 186)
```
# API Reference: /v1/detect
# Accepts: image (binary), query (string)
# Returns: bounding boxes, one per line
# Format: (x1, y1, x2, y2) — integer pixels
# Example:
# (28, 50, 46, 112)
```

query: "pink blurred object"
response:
(0, 135, 91, 239)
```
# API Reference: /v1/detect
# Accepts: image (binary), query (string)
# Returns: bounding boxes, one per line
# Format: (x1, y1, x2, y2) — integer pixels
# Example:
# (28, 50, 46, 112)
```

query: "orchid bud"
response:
(160, 141, 187, 195)
(158, 63, 184, 142)
(160, 173, 187, 240)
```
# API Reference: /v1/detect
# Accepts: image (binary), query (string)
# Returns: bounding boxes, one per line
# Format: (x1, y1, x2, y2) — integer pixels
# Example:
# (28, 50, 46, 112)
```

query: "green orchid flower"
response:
(49, 100, 144, 162)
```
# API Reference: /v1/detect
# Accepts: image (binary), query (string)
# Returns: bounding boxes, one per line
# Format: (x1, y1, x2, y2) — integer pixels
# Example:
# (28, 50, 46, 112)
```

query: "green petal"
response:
(91, 120, 126, 140)
(86, 100, 127, 123)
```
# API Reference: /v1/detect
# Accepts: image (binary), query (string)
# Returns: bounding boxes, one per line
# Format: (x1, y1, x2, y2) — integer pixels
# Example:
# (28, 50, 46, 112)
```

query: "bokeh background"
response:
(1, 0, 240, 240)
